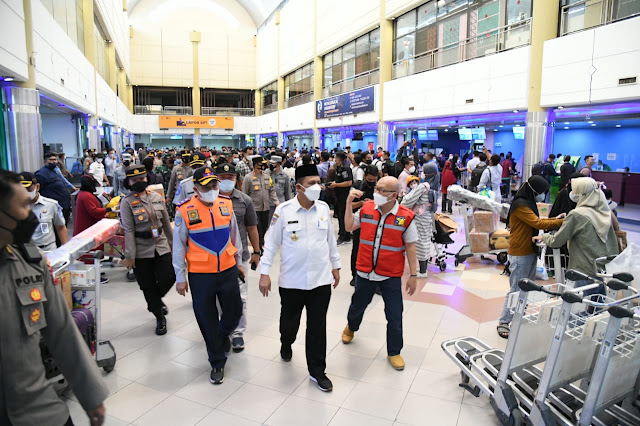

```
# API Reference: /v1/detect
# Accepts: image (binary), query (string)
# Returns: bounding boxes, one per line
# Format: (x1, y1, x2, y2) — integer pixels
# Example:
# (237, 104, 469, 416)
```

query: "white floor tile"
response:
(240, 334, 282, 360)
(175, 371, 243, 408)
(409, 369, 465, 403)
(103, 382, 169, 423)
(65, 398, 129, 426)
(196, 409, 261, 426)
(456, 403, 501, 426)
(133, 395, 211, 426)
(114, 350, 178, 381)
(328, 408, 394, 426)
(333, 334, 385, 359)
(173, 342, 212, 371)
(170, 320, 205, 343)
(223, 353, 270, 382)
(396, 392, 461, 426)
(325, 350, 374, 381)
(137, 360, 205, 393)
(217, 383, 288, 423)
(360, 359, 419, 392)
(292, 374, 357, 407)
(264, 395, 338, 426)
(138, 335, 197, 359)
(111, 323, 163, 358)
(248, 360, 309, 393)
(342, 382, 407, 421)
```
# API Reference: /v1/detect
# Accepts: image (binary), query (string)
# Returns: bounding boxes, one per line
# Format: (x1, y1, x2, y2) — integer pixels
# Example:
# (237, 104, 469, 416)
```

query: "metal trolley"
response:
(455, 207, 509, 266)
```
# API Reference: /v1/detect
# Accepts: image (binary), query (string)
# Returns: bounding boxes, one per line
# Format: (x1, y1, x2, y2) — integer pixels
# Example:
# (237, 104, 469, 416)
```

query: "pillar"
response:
(111, 126, 122, 154)
(523, 0, 559, 181)
(106, 42, 117, 92)
(254, 90, 261, 117)
(190, 31, 201, 116)
(312, 0, 323, 147)
(2, 87, 43, 172)
(82, 0, 96, 66)
(127, 85, 133, 112)
(88, 116, 101, 151)
(377, 0, 394, 151)
(117, 68, 127, 104)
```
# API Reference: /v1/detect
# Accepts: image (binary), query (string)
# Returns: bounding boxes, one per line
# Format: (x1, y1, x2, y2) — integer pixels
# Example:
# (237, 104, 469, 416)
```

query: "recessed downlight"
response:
(616, 124, 621, 127)
(564, 127, 569, 129)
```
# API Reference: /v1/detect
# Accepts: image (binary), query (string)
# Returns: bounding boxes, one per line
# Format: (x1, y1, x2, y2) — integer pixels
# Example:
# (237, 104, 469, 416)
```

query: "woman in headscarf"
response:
(441, 160, 457, 214)
(549, 172, 585, 218)
(497, 175, 564, 338)
(402, 175, 436, 278)
(536, 177, 618, 295)
(74, 175, 110, 236)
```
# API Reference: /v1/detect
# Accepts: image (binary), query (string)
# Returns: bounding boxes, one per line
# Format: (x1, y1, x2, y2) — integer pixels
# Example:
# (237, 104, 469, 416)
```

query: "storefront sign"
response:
(159, 116, 234, 129)
(316, 86, 375, 119)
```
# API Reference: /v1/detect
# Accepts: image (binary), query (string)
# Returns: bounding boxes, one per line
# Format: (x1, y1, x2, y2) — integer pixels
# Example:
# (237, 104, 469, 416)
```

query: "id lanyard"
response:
(140, 193, 161, 239)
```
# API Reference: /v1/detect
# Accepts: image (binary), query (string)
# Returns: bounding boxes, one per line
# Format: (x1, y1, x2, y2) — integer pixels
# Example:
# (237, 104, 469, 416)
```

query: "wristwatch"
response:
(252, 252, 261, 256)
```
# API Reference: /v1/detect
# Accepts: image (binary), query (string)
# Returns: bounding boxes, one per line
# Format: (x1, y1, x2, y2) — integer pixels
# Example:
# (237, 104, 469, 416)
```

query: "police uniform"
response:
(0, 244, 108, 425)
(266, 156, 292, 225)
(113, 153, 133, 196)
(173, 153, 206, 205)
(241, 156, 279, 248)
(166, 151, 194, 202)
(20, 172, 66, 252)
(260, 164, 340, 385)
(120, 165, 175, 335)
(172, 166, 243, 382)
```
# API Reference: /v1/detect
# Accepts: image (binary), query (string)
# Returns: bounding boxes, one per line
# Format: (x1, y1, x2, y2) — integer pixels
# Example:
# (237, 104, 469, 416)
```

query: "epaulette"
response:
(219, 194, 230, 200)
(176, 197, 192, 207)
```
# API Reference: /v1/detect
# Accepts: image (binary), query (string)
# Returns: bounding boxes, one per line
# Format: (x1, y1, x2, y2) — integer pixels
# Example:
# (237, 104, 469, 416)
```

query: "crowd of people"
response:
(0, 139, 624, 425)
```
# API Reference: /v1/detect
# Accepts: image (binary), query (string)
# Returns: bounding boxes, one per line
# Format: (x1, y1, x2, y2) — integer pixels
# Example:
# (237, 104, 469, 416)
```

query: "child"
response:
(402, 176, 437, 278)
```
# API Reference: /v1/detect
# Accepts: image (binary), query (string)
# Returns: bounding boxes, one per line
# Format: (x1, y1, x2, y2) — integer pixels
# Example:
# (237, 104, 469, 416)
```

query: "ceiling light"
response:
(493, 129, 498, 132)
(564, 122, 570, 125)
(444, 129, 448, 132)
(2, 76, 14, 82)
(557, 106, 564, 109)
(591, 124, 596, 126)
(499, 125, 503, 128)
(588, 121, 594, 124)
(513, 110, 519, 113)
(616, 124, 621, 127)
(564, 127, 569, 129)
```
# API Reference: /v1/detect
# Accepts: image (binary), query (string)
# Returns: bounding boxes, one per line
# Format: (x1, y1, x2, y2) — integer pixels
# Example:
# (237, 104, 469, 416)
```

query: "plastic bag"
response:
(606, 243, 640, 290)
(536, 245, 549, 280)
(478, 187, 494, 199)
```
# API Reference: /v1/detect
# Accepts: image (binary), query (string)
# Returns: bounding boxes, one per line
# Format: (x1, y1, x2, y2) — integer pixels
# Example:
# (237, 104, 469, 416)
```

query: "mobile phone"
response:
(251, 261, 257, 271)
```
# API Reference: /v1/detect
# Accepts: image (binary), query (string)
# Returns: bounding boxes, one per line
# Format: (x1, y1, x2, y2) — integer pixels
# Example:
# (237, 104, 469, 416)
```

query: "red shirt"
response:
(73, 190, 108, 236)
(502, 159, 512, 178)
(441, 161, 457, 194)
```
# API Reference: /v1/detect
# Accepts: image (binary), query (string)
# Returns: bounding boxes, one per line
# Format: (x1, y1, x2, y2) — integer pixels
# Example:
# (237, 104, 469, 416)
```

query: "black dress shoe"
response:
(350, 279, 355, 287)
(155, 317, 167, 335)
(281, 345, 292, 362)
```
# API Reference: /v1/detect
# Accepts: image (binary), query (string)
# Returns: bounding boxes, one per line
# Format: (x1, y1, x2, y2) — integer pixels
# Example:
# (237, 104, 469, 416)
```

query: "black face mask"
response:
(365, 159, 372, 165)
(269, 164, 276, 171)
(123, 161, 131, 167)
(0, 209, 39, 245)
(131, 181, 148, 193)
(46, 163, 57, 170)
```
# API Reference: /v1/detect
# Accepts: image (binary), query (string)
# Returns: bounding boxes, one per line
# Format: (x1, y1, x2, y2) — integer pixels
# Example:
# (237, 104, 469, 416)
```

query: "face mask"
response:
(408, 166, 416, 174)
(365, 159, 372, 165)
(233, 158, 240, 164)
(374, 192, 392, 206)
(46, 163, 57, 170)
(302, 184, 322, 202)
(198, 188, 218, 203)
(0, 209, 39, 244)
(269, 164, 276, 171)
(219, 179, 235, 193)
(123, 160, 131, 167)
(535, 193, 545, 203)
(28, 190, 37, 200)
(569, 192, 580, 203)
(409, 183, 418, 191)
(131, 181, 148, 193)
(97, 158, 103, 163)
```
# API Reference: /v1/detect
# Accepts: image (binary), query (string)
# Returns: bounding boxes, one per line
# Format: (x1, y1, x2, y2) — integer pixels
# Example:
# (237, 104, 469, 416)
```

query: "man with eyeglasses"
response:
(341, 176, 418, 371)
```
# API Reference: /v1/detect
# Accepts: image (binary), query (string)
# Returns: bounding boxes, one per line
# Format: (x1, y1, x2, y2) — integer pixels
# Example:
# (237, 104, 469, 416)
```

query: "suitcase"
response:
(490, 229, 510, 250)
(71, 308, 96, 355)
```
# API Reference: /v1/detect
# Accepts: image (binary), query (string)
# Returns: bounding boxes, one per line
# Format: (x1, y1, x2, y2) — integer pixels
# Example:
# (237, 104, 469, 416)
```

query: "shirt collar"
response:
(293, 195, 316, 212)
(32, 196, 45, 206)
(375, 201, 399, 216)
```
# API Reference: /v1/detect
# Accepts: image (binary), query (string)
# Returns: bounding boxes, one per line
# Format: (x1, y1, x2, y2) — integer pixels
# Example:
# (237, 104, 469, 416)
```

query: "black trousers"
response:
(256, 210, 270, 248)
(134, 252, 176, 316)
(279, 285, 331, 377)
(350, 229, 361, 279)
(442, 193, 452, 212)
(335, 194, 350, 241)
(190, 266, 242, 368)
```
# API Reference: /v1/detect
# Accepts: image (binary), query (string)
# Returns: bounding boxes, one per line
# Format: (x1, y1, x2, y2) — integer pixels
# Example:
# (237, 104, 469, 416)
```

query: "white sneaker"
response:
(417, 271, 428, 278)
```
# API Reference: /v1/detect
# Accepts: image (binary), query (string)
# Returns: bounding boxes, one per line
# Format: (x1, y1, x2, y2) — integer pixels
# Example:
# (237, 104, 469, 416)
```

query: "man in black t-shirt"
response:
(349, 166, 378, 286)
(327, 152, 353, 245)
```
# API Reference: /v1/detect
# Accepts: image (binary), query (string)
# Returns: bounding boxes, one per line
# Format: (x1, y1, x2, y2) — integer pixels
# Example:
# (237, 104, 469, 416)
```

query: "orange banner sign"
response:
(159, 116, 234, 129)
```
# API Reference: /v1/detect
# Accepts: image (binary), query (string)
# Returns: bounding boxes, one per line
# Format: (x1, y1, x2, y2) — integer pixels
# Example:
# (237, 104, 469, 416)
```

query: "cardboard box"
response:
(104, 235, 125, 257)
(474, 211, 496, 233)
(148, 184, 165, 200)
(469, 229, 491, 253)
(56, 271, 73, 310)
(537, 203, 551, 219)
(69, 265, 94, 285)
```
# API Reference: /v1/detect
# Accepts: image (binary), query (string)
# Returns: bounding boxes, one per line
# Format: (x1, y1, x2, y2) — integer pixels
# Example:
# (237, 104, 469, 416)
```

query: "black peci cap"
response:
(190, 152, 205, 166)
(192, 166, 218, 186)
(295, 164, 319, 181)
(214, 163, 236, 175)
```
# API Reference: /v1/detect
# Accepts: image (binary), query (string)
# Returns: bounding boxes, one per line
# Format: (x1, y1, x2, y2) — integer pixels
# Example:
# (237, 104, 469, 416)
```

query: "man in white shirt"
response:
(88, 152, 110, 187)
(104, 148, 117, 184)
(467, 151, 481, 173)
(479, 154, 504, 201)
(259, 164, 341, 392)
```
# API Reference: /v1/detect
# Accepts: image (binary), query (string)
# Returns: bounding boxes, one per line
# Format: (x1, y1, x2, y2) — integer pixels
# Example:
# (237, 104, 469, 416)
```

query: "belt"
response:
(135, 228, 163, 239)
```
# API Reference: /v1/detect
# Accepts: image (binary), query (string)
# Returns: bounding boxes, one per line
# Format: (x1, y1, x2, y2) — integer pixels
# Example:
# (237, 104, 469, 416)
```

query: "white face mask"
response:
(569, 192, 580, 203)
(535, 193, 545, 203)
(28, 190, 37, 200)
(198, 188, 218, 203)
(409, 183, 418, 191)
(301, 184, 322, 202)
(233, 158, 240, 164)
(218, 179, 235, 193)
(374, 192, 392, 206)
(408, 166, 416, 173)
(97, 158, 103, 163)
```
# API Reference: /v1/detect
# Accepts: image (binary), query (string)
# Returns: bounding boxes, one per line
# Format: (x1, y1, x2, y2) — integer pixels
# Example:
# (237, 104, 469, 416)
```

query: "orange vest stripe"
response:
(356, 201, 415, 277)
(178, 196, 237, 273)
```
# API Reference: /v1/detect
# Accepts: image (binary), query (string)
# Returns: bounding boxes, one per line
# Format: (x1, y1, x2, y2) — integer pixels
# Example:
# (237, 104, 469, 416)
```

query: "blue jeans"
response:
(347, 275, 403, 356)
(498, 254, 537, 324)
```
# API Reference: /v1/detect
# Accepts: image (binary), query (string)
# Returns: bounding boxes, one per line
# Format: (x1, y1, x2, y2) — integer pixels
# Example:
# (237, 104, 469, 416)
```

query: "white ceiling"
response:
(126, 0, 282, 27)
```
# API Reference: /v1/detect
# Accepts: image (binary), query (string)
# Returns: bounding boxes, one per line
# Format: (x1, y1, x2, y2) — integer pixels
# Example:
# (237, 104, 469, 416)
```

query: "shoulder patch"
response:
(176, 197, 192, 207)
(270, 213, 279, 226)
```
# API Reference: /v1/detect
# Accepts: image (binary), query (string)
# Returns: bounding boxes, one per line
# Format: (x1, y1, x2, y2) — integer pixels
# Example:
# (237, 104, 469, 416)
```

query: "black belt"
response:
(135, 228, 163, 239)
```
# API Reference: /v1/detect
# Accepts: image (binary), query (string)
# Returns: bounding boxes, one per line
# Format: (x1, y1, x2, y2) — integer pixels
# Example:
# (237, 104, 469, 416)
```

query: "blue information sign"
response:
(316, 86, 375, 119)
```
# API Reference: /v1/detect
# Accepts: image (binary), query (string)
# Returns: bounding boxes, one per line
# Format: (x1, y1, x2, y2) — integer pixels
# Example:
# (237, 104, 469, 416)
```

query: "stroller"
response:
(429, 214, 458, 272)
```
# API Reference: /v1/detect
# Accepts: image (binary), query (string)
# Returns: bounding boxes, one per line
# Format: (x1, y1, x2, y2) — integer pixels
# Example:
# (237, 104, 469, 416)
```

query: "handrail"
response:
(133, 105, 193, 115)
(322, 68, 380, 90)
(201, 107, 255, 116)
(284, 91, 314, 108)
(560, 0, 640, 36)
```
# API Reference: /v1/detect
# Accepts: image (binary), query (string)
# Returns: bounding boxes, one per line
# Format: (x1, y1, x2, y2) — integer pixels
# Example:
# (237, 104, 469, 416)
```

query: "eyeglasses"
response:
(374, 187, 396, 194)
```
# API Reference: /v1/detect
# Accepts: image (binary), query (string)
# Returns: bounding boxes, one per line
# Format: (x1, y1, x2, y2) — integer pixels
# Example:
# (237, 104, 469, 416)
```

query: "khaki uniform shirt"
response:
(0, 245, 109, 426)
(120, 190, 173, 259)
(30, 195, 65, 251)
(242, 171, 279, 212)
(167, 165, 194, 201)
(266, 169, 292, 205)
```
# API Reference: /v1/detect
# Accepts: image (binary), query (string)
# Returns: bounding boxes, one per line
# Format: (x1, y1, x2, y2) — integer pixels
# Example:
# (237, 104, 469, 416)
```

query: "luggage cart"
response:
(456, 208, 508, 266)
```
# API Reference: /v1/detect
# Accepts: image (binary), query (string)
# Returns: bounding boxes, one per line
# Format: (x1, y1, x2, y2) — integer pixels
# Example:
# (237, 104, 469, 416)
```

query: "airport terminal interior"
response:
(2, 0, 640, 425)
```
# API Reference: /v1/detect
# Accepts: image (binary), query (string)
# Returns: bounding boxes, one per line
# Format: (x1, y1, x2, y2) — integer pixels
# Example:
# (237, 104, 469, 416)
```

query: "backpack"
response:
(531, 161, 546, 178)
(470, 163, 487, 189)
(71, 161, 83, 175)
(393, 162, 403, 178)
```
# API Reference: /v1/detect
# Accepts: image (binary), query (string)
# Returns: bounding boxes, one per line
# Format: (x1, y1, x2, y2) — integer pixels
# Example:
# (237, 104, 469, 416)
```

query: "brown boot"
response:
(341, 325, 354, 344)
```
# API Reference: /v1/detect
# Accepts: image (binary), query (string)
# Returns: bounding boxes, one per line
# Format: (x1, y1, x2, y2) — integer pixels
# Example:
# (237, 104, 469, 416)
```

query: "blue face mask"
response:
(218, 179, 235, 193)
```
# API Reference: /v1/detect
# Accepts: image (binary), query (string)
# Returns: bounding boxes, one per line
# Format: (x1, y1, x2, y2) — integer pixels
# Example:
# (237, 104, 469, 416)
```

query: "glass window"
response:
(417, 2, 437, 28)
(395, 36, 414, 62)
(343, 41, 356, 61)
(396, 9, 416, 37)
(332, 48, 342, 67)
(356, 34, 369, 56)
(355, 52, 369, 75)
(370, 28, 380, 48)
(324, 53, 332, 70)
(506, 0, 531, 24)
(322, 27, 380, 91)
(283, 62, 314, 102)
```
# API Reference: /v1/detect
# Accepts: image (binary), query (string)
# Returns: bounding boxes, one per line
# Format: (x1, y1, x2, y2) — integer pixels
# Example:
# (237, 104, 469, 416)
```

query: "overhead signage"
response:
(316, 86, 375, 119)
(159, 116, 234, 129)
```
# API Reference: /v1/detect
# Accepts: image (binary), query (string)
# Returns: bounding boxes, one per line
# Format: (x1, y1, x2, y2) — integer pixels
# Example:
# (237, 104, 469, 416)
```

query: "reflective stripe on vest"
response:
(178, 196, 237, 273)
(356, 201, 415, 277)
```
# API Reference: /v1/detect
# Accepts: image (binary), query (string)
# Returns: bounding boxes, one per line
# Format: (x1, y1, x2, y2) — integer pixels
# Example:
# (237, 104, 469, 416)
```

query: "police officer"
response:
(173, 166, 244, 385)
(20, 172, 69, 252)
(266, 155, 292, 225)
(113, 153, 133, 196)
(242, 156, 279, 249)
(173, 152, 206, 205)
(0, 169, 108, 426)
(327, 151, 353, 245)
(120, 165, 175, 335)
(259, 164, 341, 392)
(166, 150, 194, 204)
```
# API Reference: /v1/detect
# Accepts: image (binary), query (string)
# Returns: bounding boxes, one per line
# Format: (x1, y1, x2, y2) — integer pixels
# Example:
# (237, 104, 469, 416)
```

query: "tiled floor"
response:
(63, 207, 640, 426)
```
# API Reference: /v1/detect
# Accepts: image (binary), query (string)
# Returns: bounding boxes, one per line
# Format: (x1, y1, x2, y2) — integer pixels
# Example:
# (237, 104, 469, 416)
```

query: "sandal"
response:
(497, 324, 510, 339)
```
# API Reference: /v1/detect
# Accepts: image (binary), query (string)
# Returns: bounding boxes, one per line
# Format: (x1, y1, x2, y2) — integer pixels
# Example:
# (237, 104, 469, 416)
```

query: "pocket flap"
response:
(188, 251, 209, 262)
(16, 285, 48, 306)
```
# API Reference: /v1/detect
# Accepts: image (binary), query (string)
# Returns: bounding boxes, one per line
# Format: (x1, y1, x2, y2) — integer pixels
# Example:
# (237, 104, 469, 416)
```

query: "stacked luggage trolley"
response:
(45, 219, 120, 381)
(442, 253, 640, 425)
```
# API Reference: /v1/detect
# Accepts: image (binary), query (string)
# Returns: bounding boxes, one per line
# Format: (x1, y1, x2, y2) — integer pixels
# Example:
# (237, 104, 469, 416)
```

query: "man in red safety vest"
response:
(341, 176, 419, 371)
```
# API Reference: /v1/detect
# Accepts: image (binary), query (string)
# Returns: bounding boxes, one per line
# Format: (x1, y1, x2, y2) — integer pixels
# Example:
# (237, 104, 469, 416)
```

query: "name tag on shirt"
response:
(317, 217, 328, 230)
(40, 223, 50, 234)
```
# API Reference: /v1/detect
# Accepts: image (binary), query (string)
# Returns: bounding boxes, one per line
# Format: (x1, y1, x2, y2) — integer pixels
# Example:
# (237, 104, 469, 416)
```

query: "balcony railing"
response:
(201, 107, 255, 116)
(134, 105, 193, 115)
(322, 69, 380, 99)
(284, 92, 314, 109)
(560, 0, 640, 36)
(392, 18, 532, 80)
(262, 103, 279, 114)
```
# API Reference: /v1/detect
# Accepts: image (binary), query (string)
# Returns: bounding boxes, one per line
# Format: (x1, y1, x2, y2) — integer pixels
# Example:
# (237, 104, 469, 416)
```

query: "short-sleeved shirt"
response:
(333, 165, 353, 197)
(228, 189, 258, 261)
(30, 195, 65, 251)
(353, 201, 418, 282)
(173, 177, 195, 205)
